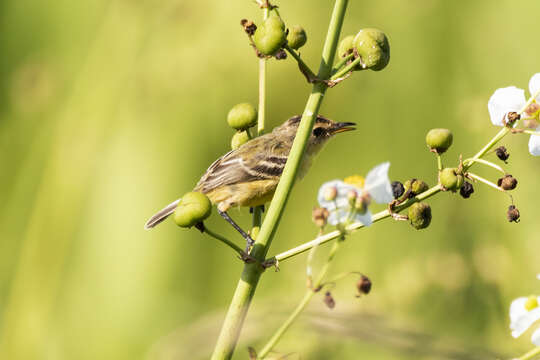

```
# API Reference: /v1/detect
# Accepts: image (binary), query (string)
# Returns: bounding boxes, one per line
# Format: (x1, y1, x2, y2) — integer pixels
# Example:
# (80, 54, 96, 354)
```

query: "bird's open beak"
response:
(330, 122, 356, 134)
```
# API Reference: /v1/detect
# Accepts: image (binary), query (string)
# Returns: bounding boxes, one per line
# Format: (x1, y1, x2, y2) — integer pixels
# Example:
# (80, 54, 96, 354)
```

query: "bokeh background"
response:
(1, 0, 539, 359)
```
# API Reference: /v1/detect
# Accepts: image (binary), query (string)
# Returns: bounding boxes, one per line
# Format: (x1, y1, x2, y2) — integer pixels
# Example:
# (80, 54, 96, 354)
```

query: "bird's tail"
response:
(144, 199, 180, 230)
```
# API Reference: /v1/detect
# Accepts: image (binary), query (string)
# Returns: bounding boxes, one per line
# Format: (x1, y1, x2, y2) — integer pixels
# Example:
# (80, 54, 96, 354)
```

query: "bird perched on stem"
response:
(145, 115, 355, 255)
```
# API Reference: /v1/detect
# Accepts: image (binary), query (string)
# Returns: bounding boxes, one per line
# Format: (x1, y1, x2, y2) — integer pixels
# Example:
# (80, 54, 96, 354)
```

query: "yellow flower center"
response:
(525, 295, 539, 311)
(344, 175, 365, 189)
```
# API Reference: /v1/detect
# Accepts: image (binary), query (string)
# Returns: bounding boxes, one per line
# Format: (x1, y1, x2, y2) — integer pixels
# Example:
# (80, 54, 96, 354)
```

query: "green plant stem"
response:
(329, 56, 362, 80)
(204, 227, 244, 256)
(269, 184, 441, 264)
(331, 53, 354, 74)
(436, 154, 443, 171)
(210, 2, 348, 359)
(466, 127, 510, 168)
(514, 347, 540, 360)
(257, 238, 343, 359)
(284, 44, 317, 81)
(463, 158, 505, 174)
(466, 172, 507, 193)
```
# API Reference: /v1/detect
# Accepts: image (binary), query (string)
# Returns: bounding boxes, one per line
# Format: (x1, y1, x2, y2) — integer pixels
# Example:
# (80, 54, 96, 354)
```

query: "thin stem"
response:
(329, 56, 362, 80)
(463, 158, 506, 174)
(436, 154, 443, 171)
(523, 130, 540, 136)
(204, 227, 245, 256)
(513, 347, 540, 360)
(269, 185, 442, 264)
(210, 2, 348, 359)
(466, 172, 506, 193)
(284, 44, 317, 81)
(257, 238, 343, 359)
(331, 53, 354, 74)
(467, 127, 510, 166)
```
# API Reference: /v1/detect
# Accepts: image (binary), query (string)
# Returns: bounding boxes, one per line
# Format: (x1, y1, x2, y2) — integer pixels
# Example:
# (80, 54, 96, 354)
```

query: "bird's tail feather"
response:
(144, 199, 180, 230)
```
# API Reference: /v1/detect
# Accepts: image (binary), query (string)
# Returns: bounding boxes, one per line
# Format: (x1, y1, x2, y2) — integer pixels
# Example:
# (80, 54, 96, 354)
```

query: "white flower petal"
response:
(532, 327, 540, 346)
(529, 73, 540, 101)
(487, 86, 526, 126)
(318, 180, 344, 210)
(353, 209, 373, 226)
(529, 126, 540, 156)
(328, 208, 349, 225)
(537, 274, 540, 280)
(364, 162, 394, 204)
(511, 307, 540, 338)
(510, 297, 529, 324)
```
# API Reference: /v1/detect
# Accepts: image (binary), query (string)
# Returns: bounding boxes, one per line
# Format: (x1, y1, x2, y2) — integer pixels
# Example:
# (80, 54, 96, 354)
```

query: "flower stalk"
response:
(210, 1, 349, 358)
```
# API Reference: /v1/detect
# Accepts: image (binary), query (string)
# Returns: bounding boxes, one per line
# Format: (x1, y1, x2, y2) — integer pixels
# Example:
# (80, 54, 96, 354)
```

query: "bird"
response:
(144, 115, 355, 253)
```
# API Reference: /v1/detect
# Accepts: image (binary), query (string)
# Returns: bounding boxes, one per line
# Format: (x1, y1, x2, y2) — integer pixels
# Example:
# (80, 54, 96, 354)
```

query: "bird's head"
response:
(276, 115, 356, 154)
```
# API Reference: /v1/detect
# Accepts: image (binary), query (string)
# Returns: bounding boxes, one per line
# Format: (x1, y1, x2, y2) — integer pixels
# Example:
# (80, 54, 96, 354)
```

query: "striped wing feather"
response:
(194, 134, 289, 194)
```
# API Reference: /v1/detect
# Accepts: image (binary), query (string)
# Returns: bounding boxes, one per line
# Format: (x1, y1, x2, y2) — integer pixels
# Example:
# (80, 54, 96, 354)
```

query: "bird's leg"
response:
(218, 209, 255, 257)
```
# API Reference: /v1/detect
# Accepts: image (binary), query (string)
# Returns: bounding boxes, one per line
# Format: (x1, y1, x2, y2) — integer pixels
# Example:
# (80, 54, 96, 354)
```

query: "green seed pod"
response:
(338, 35, 355, 58)
(408, 202, 432, 230)
(426, 128, 453, 154)
(353, 28, 390, 71)
(227, 103, 257, 130)
(173, 192, 212, 228)
(411, 179, 429, 195)
(253, 15, 286, 56)
(440, 168, 464, 192)
(231, 131, 250, 150)
(287, 25, 307, 50)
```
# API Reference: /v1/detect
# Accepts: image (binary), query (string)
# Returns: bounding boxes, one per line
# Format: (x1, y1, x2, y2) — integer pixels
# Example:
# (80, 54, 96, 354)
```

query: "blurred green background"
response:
(1, 0, 539, 359)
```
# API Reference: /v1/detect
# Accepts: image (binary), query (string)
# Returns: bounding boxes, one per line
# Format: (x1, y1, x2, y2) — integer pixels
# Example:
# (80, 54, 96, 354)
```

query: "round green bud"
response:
(408, 202, 432, 230)
(231, 131, 249, 150)
(426, 128, 453, 154)
(411, 179, 429, 195)
(173, 192, 212, 228)
(253, 15, 286, 56)
(353, 28, 390, 71)
(440, 168, 464, 192)
(227, 103, 257, 130)
(287, 25, 307, 50)
(338, 35, 355, 58)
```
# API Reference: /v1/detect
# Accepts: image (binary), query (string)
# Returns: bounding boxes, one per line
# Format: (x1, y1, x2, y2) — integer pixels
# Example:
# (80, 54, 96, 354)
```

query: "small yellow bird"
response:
(145, 115, 355, 250)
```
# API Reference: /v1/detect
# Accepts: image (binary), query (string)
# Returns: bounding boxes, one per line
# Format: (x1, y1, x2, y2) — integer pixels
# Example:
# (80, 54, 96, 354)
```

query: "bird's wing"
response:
(195, 135, 288, 194)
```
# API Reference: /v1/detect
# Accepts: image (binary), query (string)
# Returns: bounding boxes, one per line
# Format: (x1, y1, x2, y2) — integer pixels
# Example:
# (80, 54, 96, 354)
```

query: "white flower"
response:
(488, 86, 526, 126)
(509, 274, 540, 346)
(317, 162, 393, 226)
(488, 73, 540, 155)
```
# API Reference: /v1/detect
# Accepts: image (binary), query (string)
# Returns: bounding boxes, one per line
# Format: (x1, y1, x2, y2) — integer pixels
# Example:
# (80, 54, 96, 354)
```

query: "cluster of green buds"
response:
(425, 127, 521, 223)
(242, 13, 307, 59)
(337, 28, 390, 72)
(227, 102, 258, 150)
(391, 178, 432, 230)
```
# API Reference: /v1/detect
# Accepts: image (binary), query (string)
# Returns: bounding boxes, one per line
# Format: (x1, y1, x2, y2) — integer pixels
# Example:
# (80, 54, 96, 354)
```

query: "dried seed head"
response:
(323, 291, 335, 309)
(507, 205, 520, 223)
(357, 275, 372, 295)
(312, 207, 329, 228)
(506, 111, 520, 125)
(391, 181, 405, 199)
(241, 19, 257, 36)
(495, 146, 510, 162)
(459, 181, 474, 199)
(497, 175, 518, 191)
(274, 49, 287, 60)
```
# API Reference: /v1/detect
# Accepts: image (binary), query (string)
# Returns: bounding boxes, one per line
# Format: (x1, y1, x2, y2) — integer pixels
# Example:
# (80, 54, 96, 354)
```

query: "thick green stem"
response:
(210, 2, 348, 359)
(257, 238, 343, 359)
(514, 347, 540, 360)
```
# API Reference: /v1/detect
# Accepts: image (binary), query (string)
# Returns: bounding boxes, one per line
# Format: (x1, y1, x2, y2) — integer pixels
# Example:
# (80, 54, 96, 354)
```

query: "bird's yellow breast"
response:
(205, 179, 279, 211)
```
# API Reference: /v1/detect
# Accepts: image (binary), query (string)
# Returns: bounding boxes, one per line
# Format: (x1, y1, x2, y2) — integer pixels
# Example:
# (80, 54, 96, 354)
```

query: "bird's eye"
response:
(313, 127, 325, 137)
